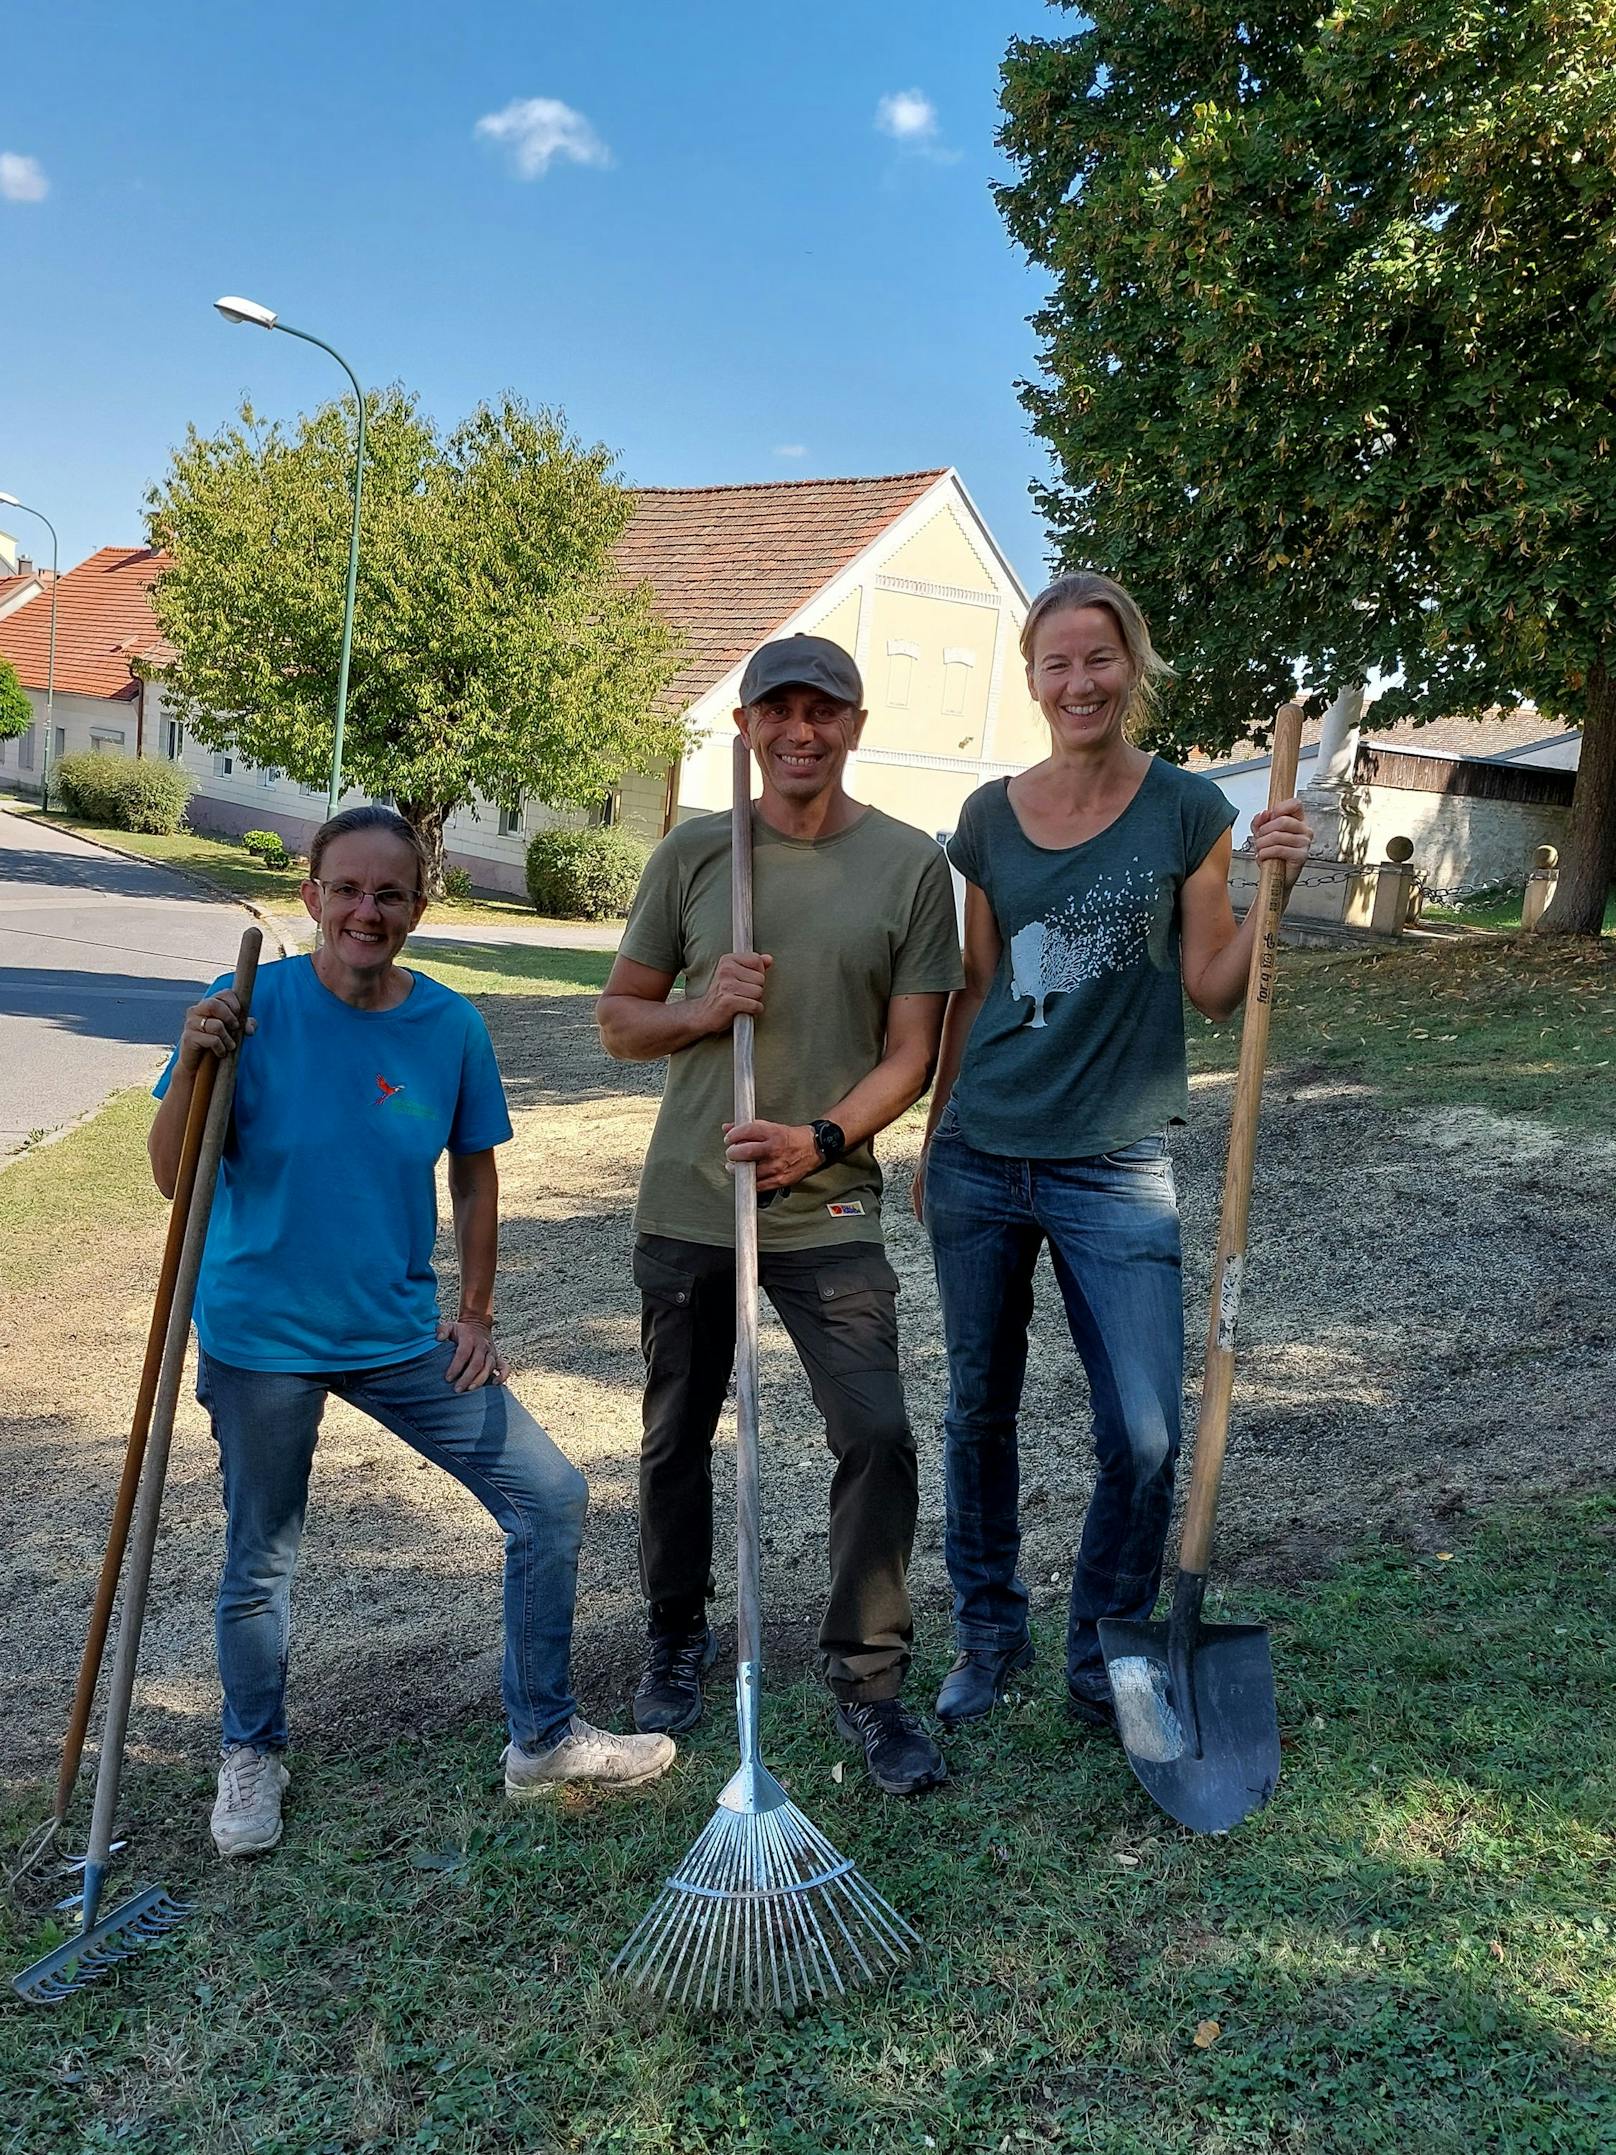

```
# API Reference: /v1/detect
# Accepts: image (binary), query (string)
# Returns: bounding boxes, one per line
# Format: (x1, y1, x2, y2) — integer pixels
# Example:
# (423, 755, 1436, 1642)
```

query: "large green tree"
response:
(1000, 0, 1616, 932)
(0, 655, 30, 741)
(147, 391, 684, 888)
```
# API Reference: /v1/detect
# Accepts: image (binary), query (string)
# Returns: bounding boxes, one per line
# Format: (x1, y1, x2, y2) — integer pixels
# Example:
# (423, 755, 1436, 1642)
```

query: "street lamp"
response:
(214, 296, 367, 819)
(0, 491, 59, 805)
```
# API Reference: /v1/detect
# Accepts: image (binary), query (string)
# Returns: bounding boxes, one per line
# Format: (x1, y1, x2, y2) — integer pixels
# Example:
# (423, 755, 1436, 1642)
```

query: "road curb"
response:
(0, 806, 299, 958)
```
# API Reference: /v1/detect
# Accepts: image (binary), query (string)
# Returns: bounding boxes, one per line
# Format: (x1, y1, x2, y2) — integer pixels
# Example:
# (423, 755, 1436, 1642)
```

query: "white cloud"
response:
(876, 89, 939, 144)
(774, 443, 808, 459)
(474, 97, 612, 180)
(0, 153, 49, 204)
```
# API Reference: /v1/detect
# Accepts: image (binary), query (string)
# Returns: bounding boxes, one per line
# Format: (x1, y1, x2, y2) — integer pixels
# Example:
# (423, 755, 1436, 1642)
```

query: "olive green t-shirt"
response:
(620, 804, 964, 1250)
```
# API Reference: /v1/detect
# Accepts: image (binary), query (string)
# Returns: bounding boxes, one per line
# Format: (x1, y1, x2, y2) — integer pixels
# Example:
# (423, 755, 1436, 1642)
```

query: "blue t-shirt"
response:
(155, 954, 513, 1373)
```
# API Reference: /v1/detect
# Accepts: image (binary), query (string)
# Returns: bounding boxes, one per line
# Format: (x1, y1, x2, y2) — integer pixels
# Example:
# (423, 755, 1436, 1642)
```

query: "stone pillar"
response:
(1522, 844, 1559, 931)
(1301, 684, 1365, 858)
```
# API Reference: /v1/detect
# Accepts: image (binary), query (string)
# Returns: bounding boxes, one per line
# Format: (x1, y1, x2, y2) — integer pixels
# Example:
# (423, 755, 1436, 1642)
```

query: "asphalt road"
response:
(0, 811, 265, 1156)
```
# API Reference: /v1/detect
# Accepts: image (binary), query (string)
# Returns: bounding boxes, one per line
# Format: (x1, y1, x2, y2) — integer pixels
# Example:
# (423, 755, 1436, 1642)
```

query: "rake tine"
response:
(12, 1887, 195, 2006)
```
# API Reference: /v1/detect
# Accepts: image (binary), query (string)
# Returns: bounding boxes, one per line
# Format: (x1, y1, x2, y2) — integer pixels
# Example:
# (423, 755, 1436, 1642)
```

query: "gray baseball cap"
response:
(738, 634, 863, 710)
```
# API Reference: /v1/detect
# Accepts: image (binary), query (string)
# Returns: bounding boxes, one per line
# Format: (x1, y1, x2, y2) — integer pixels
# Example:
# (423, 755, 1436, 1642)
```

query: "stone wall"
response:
(1337, 746, 1574, 896)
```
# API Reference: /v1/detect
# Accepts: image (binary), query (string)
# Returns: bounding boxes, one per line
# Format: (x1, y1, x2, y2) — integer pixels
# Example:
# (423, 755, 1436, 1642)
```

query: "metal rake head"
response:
(13, 1886, 195, 2005)
(614, 1763, 920, 2014)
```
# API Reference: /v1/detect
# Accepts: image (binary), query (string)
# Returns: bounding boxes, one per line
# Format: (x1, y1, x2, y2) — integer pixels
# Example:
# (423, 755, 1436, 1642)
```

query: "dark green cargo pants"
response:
(633, 1232, 918, 1699)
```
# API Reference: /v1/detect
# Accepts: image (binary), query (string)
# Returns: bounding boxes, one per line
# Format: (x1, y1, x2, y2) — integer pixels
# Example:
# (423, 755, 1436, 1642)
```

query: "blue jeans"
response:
(196, 1342, 587, 1755)
(924, 1109, 1184, 1684)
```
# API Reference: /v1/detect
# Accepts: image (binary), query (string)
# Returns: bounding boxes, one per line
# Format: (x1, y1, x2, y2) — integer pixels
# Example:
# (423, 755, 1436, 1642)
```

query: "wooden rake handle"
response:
(46, 1052, 221, 1831)
(1178, 702, 1304, 1578)
(731, 737, 764, 1681)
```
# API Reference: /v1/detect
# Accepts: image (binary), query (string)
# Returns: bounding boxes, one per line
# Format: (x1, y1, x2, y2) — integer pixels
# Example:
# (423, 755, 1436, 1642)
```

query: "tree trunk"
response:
(1538, 658, 1616, 936)
(397, 799, 448, 899)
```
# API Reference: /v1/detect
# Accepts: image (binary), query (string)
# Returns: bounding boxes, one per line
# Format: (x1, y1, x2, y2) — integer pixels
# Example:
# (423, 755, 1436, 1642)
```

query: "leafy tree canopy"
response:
(1000, 0, 1616, 930)
(147, 391, 685, 883)
(0, 654, 30, 741)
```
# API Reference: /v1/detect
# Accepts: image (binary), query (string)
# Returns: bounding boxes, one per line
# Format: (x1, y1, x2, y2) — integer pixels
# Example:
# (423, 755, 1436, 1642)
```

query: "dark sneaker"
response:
(633, 1625, 719, 1735)
(1065, 1676, 1119, 1733)
(834, 1696, 948, 1797)
(935, 1640, 1036, 1727)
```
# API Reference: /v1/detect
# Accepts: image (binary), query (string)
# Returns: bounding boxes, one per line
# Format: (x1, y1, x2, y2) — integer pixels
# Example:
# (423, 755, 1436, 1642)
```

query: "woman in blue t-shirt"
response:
(912, 574, 1311, 1733)
(150, 805, 674, 1858)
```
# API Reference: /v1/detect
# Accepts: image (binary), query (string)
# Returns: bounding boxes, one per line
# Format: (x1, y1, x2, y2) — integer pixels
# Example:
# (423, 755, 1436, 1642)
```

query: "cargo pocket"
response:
(632, 1242, 698, 1378)
(812, 1251, 902, 1376)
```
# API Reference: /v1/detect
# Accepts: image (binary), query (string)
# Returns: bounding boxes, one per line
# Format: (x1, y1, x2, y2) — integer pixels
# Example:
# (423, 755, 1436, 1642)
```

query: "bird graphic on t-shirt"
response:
(374, 1073, 406, 1104)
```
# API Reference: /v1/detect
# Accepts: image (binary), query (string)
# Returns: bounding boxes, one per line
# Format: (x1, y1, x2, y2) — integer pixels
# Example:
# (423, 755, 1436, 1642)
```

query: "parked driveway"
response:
(0, 810, 264, 1156)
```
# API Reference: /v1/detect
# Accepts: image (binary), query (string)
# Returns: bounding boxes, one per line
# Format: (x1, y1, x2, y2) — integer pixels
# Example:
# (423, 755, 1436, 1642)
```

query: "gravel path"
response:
(4, 989, 1612, 1784)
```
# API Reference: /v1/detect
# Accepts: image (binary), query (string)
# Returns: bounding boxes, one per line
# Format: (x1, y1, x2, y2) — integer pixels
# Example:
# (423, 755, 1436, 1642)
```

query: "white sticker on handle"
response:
(1215, 1252, 1244, 1352)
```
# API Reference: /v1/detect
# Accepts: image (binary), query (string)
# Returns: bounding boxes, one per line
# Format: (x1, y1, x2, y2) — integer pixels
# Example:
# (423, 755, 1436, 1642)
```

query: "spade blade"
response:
(1099, 1615, 1279, 1835)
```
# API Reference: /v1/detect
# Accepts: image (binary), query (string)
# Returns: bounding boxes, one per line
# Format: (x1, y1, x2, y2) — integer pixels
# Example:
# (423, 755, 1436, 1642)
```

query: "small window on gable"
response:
(886, 639, 919, 709)
(941, 647, 976, 719)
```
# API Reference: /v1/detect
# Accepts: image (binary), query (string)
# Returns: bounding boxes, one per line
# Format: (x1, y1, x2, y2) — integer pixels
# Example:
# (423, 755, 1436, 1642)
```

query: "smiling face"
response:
(736, 685, 867, 806)
(302, 829, 428, 977)
(1026, 603, 1138, 754)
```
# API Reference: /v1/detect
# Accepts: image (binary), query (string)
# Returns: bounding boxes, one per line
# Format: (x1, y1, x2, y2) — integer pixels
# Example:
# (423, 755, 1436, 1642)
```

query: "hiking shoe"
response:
(1065, 1677, 1119, 1734)
(633, 1623, 720, 1735)
(834, 1696, 948, 1797)
(935, 1640, 1036, 1727)
(211, 1745, 289, 1857)
(503, 1717, 675, 1797)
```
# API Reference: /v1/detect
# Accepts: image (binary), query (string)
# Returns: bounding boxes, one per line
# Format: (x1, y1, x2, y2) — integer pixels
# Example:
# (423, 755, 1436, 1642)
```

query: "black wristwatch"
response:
(810, 1118, 847, 1166)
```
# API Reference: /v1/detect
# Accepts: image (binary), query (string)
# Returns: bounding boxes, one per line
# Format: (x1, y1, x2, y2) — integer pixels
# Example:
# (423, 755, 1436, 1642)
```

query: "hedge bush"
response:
(524, 826, 648, 920)
(241, 829, 293, 869)
(53, 753, 195, 834)
(440, 865, 473, 902)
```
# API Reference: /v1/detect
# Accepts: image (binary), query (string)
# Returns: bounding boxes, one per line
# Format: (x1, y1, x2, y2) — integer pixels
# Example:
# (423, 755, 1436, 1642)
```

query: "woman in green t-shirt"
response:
(913, 572, 1311, 1732)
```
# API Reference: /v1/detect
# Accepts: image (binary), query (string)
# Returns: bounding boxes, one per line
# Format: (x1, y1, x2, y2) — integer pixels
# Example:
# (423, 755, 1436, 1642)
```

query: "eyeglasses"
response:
(312, 879, 419, 914)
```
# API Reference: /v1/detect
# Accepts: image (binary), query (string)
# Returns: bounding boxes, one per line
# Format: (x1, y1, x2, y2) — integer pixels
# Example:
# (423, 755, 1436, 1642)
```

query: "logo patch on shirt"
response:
(375, 1073, 406, 1104)
(826, 1200, 865, 1217)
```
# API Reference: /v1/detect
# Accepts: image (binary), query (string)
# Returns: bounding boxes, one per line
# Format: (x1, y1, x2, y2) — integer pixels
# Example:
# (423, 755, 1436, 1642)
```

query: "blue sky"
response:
(1, 1, 1060, 588)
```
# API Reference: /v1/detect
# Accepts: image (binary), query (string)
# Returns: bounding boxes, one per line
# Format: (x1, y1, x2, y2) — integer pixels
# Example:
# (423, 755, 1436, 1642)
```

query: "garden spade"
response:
(1099, 702, 1302, 1835)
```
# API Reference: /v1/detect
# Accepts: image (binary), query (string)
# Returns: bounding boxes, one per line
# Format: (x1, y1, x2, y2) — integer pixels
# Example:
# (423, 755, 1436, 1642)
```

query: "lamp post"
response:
(0, 492, 59, 804)
(214, 297, 366, 818)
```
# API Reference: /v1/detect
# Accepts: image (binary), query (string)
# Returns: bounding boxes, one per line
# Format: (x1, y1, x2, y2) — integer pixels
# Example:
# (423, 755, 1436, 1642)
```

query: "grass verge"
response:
(3, 806, 603, 932)
(1424, 888, 1616, 937)
(3, 1499, 1612, 2152)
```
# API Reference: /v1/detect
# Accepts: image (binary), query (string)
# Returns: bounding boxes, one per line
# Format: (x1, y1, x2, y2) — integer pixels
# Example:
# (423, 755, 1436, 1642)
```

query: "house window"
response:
(54, 726, 66, 760)
(90, 727, 127, 755)
(589, 792, 621, 829)
(885, 640, 919, 709)
(497, 801, 524, 838)
(213, 751, 235, 778)
(941, 647, 976, 719)
(164, 719, 186, 761)
(260, 766, 282, 789)
(301, 779, 324, 799)
(17, 727, 34, 772)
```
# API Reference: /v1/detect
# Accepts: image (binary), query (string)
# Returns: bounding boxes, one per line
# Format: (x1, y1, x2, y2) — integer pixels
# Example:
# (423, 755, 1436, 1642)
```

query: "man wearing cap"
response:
(595, 634, 963, 1796)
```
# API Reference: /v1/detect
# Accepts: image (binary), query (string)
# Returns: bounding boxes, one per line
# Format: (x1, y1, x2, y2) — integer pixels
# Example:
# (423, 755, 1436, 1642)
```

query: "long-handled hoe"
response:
(13, 927, 261, 2003)
(613, 740, 921, 2013)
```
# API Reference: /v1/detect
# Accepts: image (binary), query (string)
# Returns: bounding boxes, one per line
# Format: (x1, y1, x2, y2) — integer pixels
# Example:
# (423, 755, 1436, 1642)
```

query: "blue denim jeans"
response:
(924, 1109, 1184, 1684)
(196, 1342, 587, 1755)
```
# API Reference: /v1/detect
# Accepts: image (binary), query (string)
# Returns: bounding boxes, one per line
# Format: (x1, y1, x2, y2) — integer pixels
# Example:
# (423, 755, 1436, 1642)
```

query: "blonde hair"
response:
(1019, 572, 1175, 736)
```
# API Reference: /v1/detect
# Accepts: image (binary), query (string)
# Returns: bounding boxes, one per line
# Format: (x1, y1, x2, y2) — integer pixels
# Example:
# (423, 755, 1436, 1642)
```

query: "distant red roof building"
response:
(0, 546, 173, 702)
(616, 471, 947, 708)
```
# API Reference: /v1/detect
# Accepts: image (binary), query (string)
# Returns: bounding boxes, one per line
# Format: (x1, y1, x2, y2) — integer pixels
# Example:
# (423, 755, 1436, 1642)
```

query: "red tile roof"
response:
(617, 471, 948, 708)
(0, 572, 41, 610)
(0, 546, 172, 702)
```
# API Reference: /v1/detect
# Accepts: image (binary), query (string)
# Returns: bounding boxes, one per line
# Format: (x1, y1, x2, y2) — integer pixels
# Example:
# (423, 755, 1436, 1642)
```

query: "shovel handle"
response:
(731, 737, 764, 1690)
(47, 1052, 220, 1830)
(1177, 703, 1304, 1578)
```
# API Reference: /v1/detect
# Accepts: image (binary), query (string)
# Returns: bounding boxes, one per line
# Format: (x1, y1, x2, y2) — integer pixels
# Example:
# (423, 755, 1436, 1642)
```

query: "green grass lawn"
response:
(3, 804, 605, 932)
(1424, 887, 1616, 936)
(1189, 933, 1616, 1134)
(3, 1501, 1611, 2152)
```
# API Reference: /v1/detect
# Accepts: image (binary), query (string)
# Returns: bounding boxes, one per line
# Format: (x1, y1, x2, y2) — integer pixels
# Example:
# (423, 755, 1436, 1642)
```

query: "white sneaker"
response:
(502, 1717, 675, 1797)
(211, 1745, 290, 1856)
